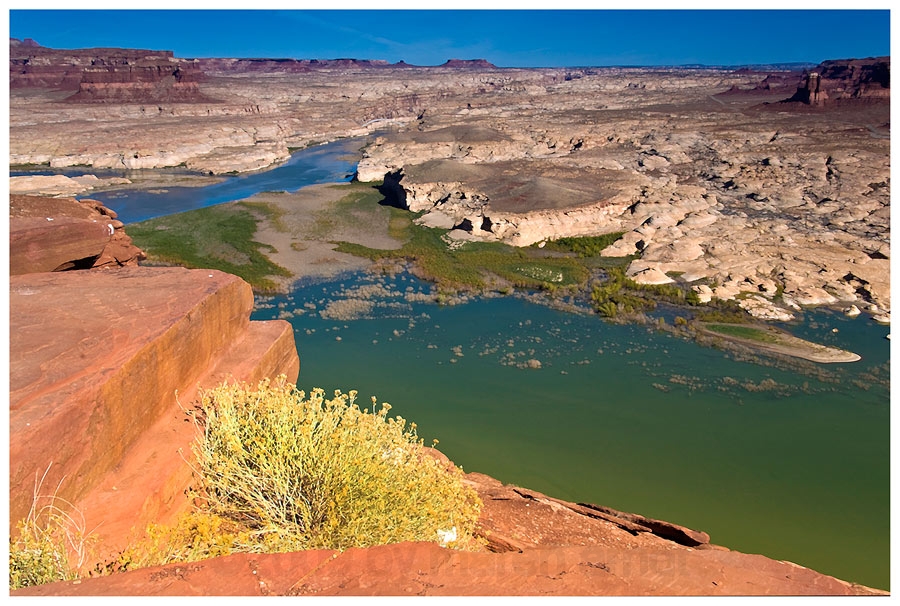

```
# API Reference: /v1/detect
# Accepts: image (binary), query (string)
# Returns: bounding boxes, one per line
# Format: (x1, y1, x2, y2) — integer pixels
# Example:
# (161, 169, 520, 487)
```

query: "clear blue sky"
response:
(8, 9, 892, 68)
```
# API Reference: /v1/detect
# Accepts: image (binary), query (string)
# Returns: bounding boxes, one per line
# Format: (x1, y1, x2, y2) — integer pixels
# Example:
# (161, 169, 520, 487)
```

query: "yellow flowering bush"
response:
(179, 378, 481, 554)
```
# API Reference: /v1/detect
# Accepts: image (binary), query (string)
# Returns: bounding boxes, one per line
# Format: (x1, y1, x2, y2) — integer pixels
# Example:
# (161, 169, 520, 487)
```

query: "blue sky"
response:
(7, 8, 892, 68)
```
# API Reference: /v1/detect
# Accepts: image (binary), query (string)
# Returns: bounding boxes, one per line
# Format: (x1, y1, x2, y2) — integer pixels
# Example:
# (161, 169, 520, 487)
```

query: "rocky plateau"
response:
(8, 40, 890, 324)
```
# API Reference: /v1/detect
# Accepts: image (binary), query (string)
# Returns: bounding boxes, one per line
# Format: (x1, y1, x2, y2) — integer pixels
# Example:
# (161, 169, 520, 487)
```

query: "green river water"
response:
(252, 270, 891, 590)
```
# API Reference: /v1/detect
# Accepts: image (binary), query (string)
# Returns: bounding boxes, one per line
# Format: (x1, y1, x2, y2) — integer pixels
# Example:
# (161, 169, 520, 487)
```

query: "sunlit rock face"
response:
(9, 265, 299, 558)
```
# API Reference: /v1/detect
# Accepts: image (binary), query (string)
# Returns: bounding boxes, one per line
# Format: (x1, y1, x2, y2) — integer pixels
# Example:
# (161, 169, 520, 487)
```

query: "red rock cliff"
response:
(782, 56, 890, 106)
(9, 37, 214, 103)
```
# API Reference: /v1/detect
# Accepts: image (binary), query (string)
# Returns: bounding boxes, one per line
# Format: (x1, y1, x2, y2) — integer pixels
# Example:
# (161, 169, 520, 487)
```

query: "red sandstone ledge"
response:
(9, 266, 299, 560)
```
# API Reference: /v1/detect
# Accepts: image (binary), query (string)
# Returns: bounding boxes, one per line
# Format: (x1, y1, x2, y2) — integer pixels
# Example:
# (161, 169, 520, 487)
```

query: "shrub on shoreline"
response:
(119, 378, 482, 568)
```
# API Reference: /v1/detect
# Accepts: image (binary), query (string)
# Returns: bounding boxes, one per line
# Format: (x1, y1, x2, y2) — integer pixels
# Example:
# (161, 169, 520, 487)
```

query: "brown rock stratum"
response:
(9, 38, 212, 103)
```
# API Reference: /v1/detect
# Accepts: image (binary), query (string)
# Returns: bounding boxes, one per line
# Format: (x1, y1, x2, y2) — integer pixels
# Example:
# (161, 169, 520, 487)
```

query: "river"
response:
(15, 139, 891, 590)
(14, 138, 361, 224)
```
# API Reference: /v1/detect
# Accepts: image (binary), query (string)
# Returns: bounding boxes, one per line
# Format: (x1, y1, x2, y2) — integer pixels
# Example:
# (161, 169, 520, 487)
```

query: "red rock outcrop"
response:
(9, 266, 300, 558)
(9, 38, 214, 103)
(9, 194, 144, 273)
(780, 56, 890, 107)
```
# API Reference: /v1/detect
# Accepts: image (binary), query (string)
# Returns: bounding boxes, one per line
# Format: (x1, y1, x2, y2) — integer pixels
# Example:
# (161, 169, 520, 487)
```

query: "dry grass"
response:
(117, 378, 482, 570)
(9, 466, 96, 589)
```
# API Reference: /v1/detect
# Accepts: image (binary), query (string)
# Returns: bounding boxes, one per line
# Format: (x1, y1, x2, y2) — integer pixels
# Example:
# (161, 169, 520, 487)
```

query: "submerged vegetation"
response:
(590, 266, 701, 318)
(336, 219, 590, 292)
(123, 182, 816, 357)
(330, 183, 601, 292)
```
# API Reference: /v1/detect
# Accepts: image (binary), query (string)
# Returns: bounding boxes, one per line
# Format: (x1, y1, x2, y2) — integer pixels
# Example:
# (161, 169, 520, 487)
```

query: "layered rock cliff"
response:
(780, 56, 890, 107)
(9, 37, 214, 103)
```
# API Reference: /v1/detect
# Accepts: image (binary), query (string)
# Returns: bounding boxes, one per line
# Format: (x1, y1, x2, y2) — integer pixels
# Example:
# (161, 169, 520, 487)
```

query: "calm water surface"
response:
(20, 141, 888, 589)
(251, 271, 889, 590)
(14, 138, 362, 224)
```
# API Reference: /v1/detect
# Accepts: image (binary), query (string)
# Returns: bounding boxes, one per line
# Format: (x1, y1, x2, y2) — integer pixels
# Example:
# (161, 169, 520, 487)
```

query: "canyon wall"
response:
(781, 56, 890, 106)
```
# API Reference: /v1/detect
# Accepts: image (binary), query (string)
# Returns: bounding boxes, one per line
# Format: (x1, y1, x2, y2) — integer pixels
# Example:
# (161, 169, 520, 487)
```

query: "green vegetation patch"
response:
(334, 204, 590, 292)
(591, 266, 701, 318)
(128, 203, 291, 293)
(704, 323, 780, 343)
(241, 199, 289, 232)
(536, 232, 626, 257)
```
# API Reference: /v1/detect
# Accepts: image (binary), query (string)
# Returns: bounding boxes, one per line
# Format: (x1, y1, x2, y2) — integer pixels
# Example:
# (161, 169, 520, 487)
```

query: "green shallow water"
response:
(251, 271, 890, 590)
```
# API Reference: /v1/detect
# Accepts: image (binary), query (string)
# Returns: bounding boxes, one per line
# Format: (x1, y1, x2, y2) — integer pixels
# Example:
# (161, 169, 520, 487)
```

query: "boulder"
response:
(9, 195, 144, 273)
(9, 215, 112, 273)
(627, 262, 675, 285)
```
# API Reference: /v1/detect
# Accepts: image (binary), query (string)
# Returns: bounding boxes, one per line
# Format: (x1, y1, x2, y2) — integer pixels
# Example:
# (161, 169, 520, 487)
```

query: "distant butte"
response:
(440, 58, 498, 69)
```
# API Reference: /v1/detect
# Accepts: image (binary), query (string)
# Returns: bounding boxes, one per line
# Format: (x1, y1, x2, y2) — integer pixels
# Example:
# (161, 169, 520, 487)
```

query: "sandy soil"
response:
(697, 323, 861, 363)
(242, 183, 403, 288)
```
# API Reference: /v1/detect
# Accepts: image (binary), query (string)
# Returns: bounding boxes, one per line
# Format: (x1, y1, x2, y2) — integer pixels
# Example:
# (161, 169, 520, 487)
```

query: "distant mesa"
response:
(717, 69, 805, 97)
(195, 57, 394, 74)
(10, 36, 41, 48)
(9, 37, 216, 103)
(713, 57, 890, 108)
(66, 61, 215, 104)
(196, 57, 497, 72)
(440, 58, 497, 69)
